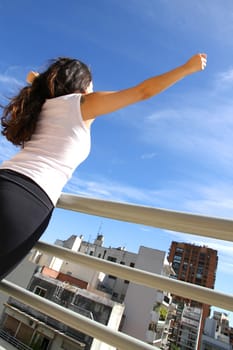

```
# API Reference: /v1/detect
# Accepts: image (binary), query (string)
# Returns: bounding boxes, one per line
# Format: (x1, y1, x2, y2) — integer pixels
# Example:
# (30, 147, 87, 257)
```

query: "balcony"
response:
(0, 192, 233, 350)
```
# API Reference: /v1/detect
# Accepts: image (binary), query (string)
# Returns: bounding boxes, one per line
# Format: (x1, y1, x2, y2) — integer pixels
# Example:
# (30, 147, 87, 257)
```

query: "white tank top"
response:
(0, 93, 91, 205)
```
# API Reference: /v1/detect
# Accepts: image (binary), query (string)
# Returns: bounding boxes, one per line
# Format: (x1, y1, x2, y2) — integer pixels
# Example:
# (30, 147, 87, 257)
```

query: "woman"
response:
(0, 53, 207, 280)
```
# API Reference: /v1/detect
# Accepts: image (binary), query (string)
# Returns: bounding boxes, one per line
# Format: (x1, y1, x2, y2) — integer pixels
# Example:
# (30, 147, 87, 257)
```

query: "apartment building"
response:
(177, 305, 203, 350)
(167, 241, 218, 350)
(0, 233, 174, 349)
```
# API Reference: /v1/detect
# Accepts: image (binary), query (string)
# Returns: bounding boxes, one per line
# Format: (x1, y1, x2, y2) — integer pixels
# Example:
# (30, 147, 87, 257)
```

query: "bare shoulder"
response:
(80, 88, 141, 121)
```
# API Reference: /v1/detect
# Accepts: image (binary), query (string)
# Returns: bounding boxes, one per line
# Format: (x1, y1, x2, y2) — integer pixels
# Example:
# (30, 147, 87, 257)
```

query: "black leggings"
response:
(0, 169, 54, 281)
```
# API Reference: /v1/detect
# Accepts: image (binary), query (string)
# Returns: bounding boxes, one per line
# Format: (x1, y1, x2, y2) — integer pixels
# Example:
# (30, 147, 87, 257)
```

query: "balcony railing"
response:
(0, 192, 233, 350)
(0, 329, 32, 350)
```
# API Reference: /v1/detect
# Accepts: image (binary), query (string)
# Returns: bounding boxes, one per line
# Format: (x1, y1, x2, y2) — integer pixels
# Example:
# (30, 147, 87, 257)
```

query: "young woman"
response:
(0, 53, 207, 280)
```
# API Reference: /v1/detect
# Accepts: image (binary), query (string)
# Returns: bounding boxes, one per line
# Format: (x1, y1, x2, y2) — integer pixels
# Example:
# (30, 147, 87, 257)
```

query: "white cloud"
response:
(217, 68, 233, 84)
(0, 72, 24, 101)
(0, 74, 21, 86)
(184, 185, 233, 218)
(213, 68, 233, 92)
(135, 101, 233, 171)
(64, 175, 159, 204)
(141, 152, 157, 160)
(64, 170, 233, 223)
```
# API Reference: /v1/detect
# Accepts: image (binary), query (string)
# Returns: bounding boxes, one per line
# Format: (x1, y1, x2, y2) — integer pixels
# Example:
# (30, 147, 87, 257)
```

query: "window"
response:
(196, 266, 203, 278)
(181, 273, 186, 280)
(73, 295, 112, 325)
(62, 339, 82, 350)
(112, 292, 118, 299)
(148, 321, 157, 331)
(120, 294, 125, 302)
(130, 262, 135, 268)
(172, 262, 181, 273)
(176, 247, 184, 253)
(34, 286, 46, 297)
(107, 256, 117, 262)
(16, 323, 33, 345)
(31, 333, 50, 350)
(2, 315, 19, 336)
(199, 253, 206, 260)
(174, 255, 182, 262)
(108, 275, 117, 279)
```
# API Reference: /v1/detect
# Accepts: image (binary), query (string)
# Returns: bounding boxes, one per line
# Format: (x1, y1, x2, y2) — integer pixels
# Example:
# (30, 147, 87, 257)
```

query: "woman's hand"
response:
(184, 53, 207, 74)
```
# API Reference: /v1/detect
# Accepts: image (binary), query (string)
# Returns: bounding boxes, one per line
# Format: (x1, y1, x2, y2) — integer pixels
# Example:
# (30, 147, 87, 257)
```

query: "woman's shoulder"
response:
(46, 93, 82, 103)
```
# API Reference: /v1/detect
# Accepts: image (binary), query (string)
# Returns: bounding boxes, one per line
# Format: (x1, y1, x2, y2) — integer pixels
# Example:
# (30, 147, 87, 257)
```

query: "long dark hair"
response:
(1, 57, 92, 146)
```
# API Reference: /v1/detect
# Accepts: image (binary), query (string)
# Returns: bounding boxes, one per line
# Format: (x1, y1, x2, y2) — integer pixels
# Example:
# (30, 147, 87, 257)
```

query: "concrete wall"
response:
(122, 246, 165, 342)
(0, 254, 36, 316)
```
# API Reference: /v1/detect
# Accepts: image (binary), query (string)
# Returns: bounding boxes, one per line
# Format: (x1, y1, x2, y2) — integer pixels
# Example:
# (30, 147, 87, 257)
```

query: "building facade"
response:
(0, 234, 175, 349)
(201, 312, 232, 350)
(167, 241, 218, 350)
(177, 305, 203, 350)
(0, 269, 124, 350)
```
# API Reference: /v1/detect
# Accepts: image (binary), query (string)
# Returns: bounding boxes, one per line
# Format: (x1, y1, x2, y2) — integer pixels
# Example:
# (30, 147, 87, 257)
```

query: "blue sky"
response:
(0, 0, 233, 324)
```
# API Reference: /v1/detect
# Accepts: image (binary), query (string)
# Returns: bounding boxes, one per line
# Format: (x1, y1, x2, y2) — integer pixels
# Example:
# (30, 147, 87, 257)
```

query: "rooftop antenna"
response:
(97, 221, 103, 235)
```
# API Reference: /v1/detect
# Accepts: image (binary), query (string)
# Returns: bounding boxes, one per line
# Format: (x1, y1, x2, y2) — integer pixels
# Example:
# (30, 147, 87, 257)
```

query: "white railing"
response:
(0, 192, 233, 350)
(57, 193, 233, 242)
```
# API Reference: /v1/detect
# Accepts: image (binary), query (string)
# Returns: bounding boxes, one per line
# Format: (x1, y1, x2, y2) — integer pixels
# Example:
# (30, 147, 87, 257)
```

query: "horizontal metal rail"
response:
(57, 193, 233, 242)
(0, 280, 159, 350)
(35, 241, 233, 312)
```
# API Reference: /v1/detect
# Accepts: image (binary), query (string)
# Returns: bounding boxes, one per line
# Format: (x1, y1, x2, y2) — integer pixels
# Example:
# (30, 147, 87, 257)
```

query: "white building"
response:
(121, 246, 172, 346)
(0, 233, 174, 349)
(176, 305, 203, 350)
(35, 234, 175, 345)
(201, 312, 232, 350)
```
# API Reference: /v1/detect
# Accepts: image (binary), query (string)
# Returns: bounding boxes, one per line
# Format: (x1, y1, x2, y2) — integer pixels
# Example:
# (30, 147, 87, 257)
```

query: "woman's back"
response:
(1, 93, 91, 205)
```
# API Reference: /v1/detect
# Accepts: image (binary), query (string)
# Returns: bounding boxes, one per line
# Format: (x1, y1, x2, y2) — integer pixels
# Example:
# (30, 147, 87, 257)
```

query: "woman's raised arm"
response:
(81, 53, 207, 121)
